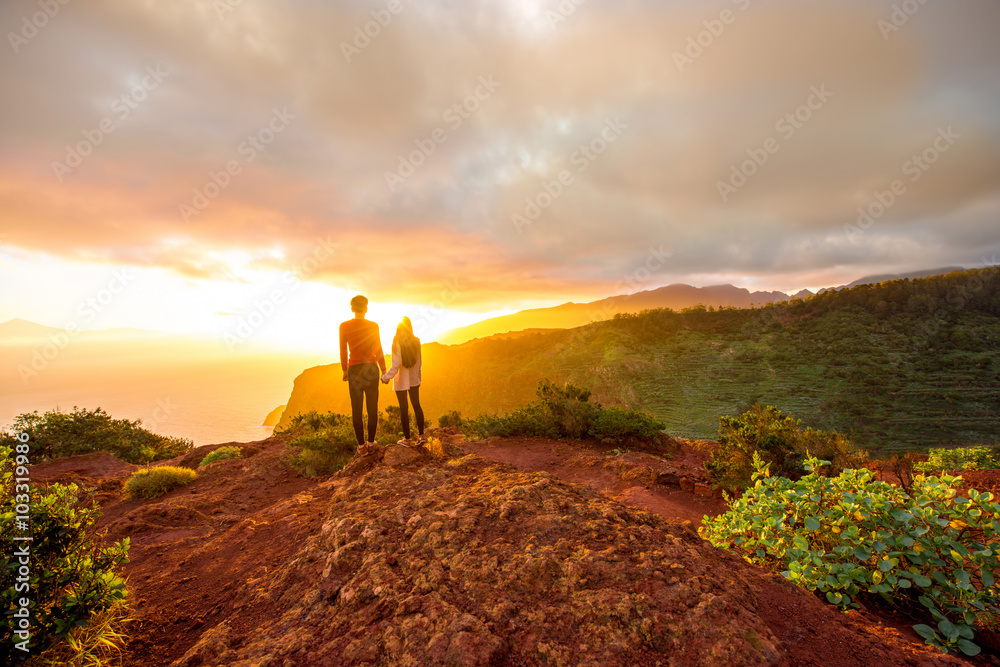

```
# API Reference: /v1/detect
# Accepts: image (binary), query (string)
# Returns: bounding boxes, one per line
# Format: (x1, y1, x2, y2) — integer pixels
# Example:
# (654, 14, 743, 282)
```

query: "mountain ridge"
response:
(436, 283, 796, 345)
(436, 267, 966, 345)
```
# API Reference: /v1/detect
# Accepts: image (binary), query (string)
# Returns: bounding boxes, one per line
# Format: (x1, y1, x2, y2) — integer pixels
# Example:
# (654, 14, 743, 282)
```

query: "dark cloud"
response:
(1, 0, 998, 304)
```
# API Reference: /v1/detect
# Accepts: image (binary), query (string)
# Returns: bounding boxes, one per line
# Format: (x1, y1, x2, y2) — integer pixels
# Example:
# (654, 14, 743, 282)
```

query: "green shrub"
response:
(280, 411, 366, 476)
(1, 445, 131, 663)
(705, 404, 860, 490)
(916, 447, 998, 473)
(123, 466, 198, 499)
(700, 454, 1000, 656)
(198, 446, 243, 467)
(591, 406, 665, 442)
(461, 380, 664, 443)
(0, 407, 192, 464)
(438, 410, 463, 429)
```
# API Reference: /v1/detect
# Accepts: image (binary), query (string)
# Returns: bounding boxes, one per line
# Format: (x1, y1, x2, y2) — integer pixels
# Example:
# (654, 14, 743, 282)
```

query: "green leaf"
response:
(982, 569, 994, 587)
(938, 620, 959, 640)
(913, 624, 937, 641)
(878, 559, 893, 572)
(853, 546, 871, 561)
(890, 509, 914, 522)
(805, 517, 821, 531)
(957, 639, 981, 656)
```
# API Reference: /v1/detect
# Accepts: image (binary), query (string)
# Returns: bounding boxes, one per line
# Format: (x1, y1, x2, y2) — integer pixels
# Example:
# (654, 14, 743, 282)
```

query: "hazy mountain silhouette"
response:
(437, 283, 793, 345)
(0, 319, 164, 342)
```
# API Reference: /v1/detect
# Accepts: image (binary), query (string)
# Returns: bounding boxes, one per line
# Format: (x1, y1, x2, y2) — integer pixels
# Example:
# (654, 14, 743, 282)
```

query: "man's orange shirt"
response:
(339, 318, 386, 372)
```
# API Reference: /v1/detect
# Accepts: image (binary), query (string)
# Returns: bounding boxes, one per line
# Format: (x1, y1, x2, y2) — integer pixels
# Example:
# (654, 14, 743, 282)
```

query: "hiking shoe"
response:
(397, 438, 412, 447)
(415, 435, 427, 446)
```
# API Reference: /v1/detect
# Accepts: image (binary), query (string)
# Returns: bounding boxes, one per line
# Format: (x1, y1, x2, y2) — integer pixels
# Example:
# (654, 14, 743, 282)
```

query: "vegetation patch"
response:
(915, 446, 998, 473)
(461, 380, 664, 443)
(124, 466, 198, 499)
(701, 454, 1000, 656)
(438, 410, 463, 429)
(0, 407, 192, 464)
(277, 408, 413, 476)
(1, 446, 131, 664)
(705, 404, 862, 490)
(199, 446, 244, 467)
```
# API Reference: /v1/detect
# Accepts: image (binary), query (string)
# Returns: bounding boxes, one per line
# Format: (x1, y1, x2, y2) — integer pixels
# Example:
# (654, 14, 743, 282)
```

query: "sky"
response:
(1, 0, 999, 352)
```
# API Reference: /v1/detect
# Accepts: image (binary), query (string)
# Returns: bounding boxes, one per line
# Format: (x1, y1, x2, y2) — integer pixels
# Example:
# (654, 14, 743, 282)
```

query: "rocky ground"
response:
(30, 432, 981, 666)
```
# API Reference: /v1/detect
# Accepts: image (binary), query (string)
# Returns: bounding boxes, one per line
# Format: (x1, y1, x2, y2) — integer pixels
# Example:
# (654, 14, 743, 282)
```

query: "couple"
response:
(339, 295, 425, 455)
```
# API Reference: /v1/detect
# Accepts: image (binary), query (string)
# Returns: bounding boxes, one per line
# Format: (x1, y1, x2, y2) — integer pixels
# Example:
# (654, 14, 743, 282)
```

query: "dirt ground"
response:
(27, 433, 989, 666)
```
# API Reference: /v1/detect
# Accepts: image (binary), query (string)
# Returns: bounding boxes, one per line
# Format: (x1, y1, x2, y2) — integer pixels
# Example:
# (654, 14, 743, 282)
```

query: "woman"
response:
(381, 316, 425, 446)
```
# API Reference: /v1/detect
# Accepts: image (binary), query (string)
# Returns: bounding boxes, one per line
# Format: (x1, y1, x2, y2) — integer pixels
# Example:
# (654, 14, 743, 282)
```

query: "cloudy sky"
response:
(1, 0, 998, 349)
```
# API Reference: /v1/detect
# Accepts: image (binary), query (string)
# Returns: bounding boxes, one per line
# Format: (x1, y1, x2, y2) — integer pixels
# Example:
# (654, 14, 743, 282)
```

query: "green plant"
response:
(705, 404, 860, 490)
(461, 380, 664, 443)
(700, 454, 1000, 656)
(916, 447, 998, 473)
(280, 411, 365, 476)
(123, 466, 198, 499)
(591, 406, 664, 442)
(438, 410, 463, 429)
(198, 446, 243, 467)
(1, 446, 131, 664)
(0, 407, 192, 464)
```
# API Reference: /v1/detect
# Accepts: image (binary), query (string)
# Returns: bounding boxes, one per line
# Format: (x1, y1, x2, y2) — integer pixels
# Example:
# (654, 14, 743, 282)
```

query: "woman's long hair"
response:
(394, 316, 420, 368)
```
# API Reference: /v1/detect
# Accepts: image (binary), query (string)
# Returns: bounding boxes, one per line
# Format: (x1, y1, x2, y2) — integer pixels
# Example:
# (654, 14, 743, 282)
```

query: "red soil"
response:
(28, 434, 980, 667)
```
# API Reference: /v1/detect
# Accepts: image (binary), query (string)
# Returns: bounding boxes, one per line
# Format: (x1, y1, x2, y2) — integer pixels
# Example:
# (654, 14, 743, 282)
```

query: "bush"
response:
(1, 445, 131, 664)
(0, 407, 192, 465)
(279, 411, 371, 476)
(461, 380, 664, 442)
(438, 410, 463, 429)
(198, 446, 243, 467)
(591, 407, 665, 442)
(123, 466, 198, 499)
(705, 404, 860, 490)
(916, 447, 998, 473)
(700, 454, 1000, 656)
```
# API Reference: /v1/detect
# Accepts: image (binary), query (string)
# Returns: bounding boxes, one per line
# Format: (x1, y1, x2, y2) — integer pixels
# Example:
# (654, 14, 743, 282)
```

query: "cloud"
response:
(1, 0, 998, 306)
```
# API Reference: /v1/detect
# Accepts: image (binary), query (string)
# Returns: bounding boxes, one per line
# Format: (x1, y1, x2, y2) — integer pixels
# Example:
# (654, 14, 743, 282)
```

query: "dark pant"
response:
(395, 385, 425, 440)
(348, 364, 380, 445)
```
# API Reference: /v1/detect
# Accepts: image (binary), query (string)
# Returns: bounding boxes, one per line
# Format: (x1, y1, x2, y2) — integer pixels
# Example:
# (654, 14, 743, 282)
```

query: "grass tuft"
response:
(123, 466, 198, 499)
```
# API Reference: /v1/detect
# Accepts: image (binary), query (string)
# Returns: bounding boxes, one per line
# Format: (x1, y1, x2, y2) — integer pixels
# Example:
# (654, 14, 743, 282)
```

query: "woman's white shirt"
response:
(381, 341, 422, 391)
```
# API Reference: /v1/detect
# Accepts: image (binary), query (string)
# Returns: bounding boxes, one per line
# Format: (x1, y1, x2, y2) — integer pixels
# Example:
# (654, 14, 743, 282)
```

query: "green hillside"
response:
(279, 267, 1000, 453)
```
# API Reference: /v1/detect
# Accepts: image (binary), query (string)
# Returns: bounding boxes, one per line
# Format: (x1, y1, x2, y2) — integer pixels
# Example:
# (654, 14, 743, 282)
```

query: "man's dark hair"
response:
(350, 295, 368, 313)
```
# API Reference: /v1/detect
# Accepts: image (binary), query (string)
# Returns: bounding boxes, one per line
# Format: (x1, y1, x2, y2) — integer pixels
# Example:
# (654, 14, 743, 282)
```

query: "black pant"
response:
(348, 364, 380, 445)
(395, 385, 424, 440)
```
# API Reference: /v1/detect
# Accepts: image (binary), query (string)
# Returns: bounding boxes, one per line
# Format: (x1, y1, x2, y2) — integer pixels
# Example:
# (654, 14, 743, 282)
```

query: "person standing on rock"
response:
(381, 316, 425, 447)
(340, 295, 386, 454)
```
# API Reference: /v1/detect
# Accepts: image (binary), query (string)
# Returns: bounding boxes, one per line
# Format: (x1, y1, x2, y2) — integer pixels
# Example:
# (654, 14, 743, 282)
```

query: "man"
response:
(339, 295, 386, 453)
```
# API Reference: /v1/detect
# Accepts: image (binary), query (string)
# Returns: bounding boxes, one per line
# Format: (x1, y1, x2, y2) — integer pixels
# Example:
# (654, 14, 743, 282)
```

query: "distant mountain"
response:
(0, 319, 166, 343)
(0, 318, 63, 340)
(437, 283, 794, 345)
(819, 267, 965, 293)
